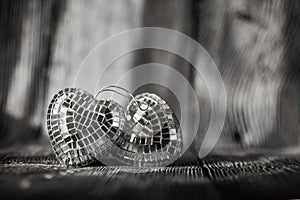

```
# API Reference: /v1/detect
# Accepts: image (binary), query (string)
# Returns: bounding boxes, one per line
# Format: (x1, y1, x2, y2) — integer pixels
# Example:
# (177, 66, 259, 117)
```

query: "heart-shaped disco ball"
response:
(47, 88, 182, 167)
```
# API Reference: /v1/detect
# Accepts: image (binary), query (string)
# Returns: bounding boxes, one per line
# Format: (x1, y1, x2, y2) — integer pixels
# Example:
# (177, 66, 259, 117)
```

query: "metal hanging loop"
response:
(94, 85, 149, 111)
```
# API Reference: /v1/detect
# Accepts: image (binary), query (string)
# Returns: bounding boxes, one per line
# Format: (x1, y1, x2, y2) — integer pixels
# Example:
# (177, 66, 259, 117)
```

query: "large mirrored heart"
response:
(46, 88, 124, 167)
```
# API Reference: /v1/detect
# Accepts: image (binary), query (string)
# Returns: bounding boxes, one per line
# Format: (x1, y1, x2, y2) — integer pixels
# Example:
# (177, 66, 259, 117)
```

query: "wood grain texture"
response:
(0, 0, 66, 145)
(1, 143, 300, 199)
(193, 0, 300, 152)
(0, 0, 299, 154)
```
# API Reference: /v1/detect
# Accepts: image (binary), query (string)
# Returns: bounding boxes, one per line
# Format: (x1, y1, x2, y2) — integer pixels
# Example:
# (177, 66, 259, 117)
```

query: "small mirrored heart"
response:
(98, 93, 183, 167)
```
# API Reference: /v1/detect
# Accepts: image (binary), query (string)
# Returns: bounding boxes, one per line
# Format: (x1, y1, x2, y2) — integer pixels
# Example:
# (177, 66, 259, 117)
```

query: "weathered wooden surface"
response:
(1, 142, 300, 199)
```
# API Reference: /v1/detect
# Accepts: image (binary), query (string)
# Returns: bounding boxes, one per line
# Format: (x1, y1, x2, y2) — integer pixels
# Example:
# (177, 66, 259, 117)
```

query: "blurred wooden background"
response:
(0, 0, 299, 155)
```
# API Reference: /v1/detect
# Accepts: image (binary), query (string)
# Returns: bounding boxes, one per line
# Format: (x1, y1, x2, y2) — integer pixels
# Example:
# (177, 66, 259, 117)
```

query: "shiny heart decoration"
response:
(47, 88, 183, 167)
(107, 93, 183, 167)
(46, 88, 125, 167)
